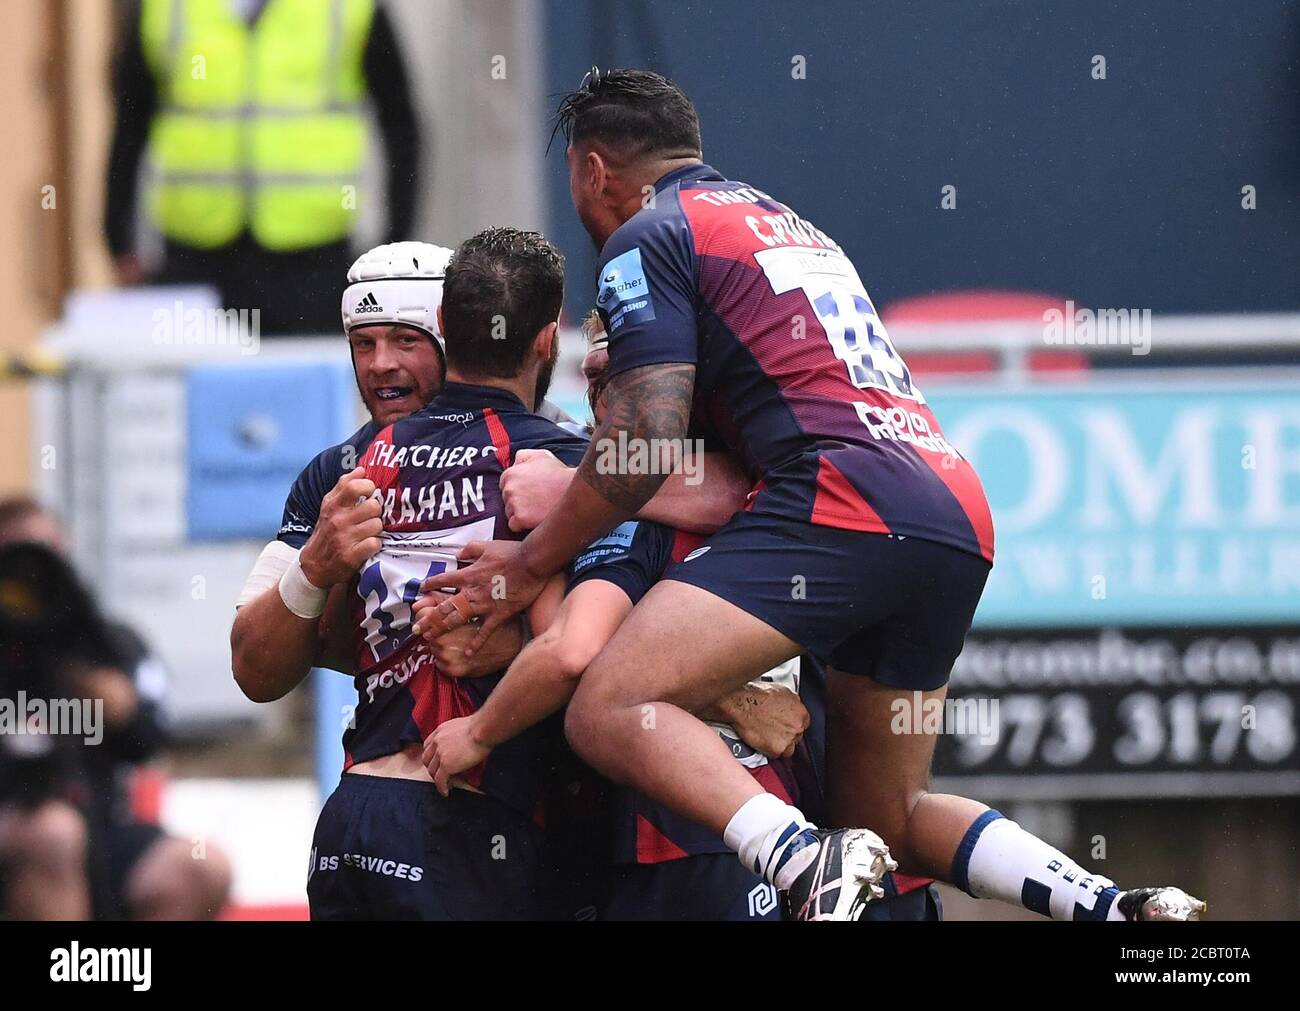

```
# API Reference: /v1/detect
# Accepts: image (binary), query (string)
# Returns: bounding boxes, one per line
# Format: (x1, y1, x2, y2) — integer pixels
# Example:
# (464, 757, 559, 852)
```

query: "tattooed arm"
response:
(502, 448, 749, 534)
(520, 361, 696, 577)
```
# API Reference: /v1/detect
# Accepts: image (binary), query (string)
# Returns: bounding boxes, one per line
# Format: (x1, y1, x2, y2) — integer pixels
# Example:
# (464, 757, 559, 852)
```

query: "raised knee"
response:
(18, 801, 87, 873)
(563, 688, 599, 759)
(130, 838, 233, 919)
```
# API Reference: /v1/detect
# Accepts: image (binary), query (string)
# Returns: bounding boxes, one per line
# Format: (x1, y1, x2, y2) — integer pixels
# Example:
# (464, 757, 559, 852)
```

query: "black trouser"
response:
(155, 235, 353, 336)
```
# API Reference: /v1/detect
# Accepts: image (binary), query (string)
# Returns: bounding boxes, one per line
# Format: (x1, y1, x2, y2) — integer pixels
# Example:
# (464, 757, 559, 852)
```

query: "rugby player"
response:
(232, 243, 541, 706)
(415, 70, 1206, 922)
(305, 227, 596, 919)
(232, 241, 536, 917)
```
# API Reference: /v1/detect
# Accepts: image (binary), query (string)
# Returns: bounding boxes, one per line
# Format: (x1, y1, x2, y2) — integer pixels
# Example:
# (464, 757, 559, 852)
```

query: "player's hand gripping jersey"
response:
(596, 164, 993, 563)
(278, 420, 383, 549)
(346, 383, 587, 812)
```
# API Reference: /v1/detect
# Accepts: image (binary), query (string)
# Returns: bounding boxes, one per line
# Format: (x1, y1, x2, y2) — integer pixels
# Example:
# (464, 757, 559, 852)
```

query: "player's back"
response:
(596, 164, 993, 563)
(343, 380, 588, 811)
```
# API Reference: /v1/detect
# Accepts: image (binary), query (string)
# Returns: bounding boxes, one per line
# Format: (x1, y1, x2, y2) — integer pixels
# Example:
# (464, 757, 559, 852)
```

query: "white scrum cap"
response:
(340, 241, 456, 346)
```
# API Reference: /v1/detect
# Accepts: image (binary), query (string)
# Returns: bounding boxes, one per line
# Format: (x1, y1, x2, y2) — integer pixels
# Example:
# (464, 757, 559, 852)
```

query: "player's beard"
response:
(532, 334, 560, 409)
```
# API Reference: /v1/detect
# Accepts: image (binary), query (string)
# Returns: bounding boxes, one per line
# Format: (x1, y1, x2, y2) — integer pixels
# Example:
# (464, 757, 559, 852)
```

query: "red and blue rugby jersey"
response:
(344, 382, 589, 814)
(595, 164, 994, 563)
(568, 521, 800, 864)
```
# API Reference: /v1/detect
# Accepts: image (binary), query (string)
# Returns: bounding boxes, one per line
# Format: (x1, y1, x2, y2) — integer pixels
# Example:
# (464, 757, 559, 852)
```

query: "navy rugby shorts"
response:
(665, 510, 990, 691)
(308, 773, 544, 920)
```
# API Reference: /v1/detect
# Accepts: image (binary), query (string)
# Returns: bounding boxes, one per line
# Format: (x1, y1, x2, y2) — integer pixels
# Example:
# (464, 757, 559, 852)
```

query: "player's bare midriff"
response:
(349, 744, 431, 782)
(349, 743, 482, 793)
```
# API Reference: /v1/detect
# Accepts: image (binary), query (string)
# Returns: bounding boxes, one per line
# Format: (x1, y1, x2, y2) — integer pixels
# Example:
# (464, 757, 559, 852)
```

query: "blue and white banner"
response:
(929, 377, 1300, 627)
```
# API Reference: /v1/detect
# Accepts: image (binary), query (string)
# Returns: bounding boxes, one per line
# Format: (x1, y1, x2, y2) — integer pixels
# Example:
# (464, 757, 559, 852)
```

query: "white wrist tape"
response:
(235, 541, 301, 609)
(278, 553, 329, 620)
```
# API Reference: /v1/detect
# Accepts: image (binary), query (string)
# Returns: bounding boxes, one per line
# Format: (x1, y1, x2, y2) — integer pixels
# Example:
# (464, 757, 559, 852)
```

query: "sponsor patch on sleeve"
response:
(278, 513, 313, 537)
(572, 520, 640, 573)
(595, 248, 656, 334)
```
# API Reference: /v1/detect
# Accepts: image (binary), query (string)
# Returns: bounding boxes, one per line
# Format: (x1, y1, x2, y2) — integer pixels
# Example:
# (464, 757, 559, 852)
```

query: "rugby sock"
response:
(951, 810, 1124, 921)
(723, 793, 819, 891)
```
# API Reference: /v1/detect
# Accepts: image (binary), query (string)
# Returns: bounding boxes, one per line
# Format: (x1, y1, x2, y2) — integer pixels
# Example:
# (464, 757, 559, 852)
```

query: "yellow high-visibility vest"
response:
(141, 0, 374, 251)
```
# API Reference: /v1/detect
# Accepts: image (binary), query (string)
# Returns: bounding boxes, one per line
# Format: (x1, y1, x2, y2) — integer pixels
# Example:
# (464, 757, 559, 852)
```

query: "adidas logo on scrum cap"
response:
(355, 291, 383, 313)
